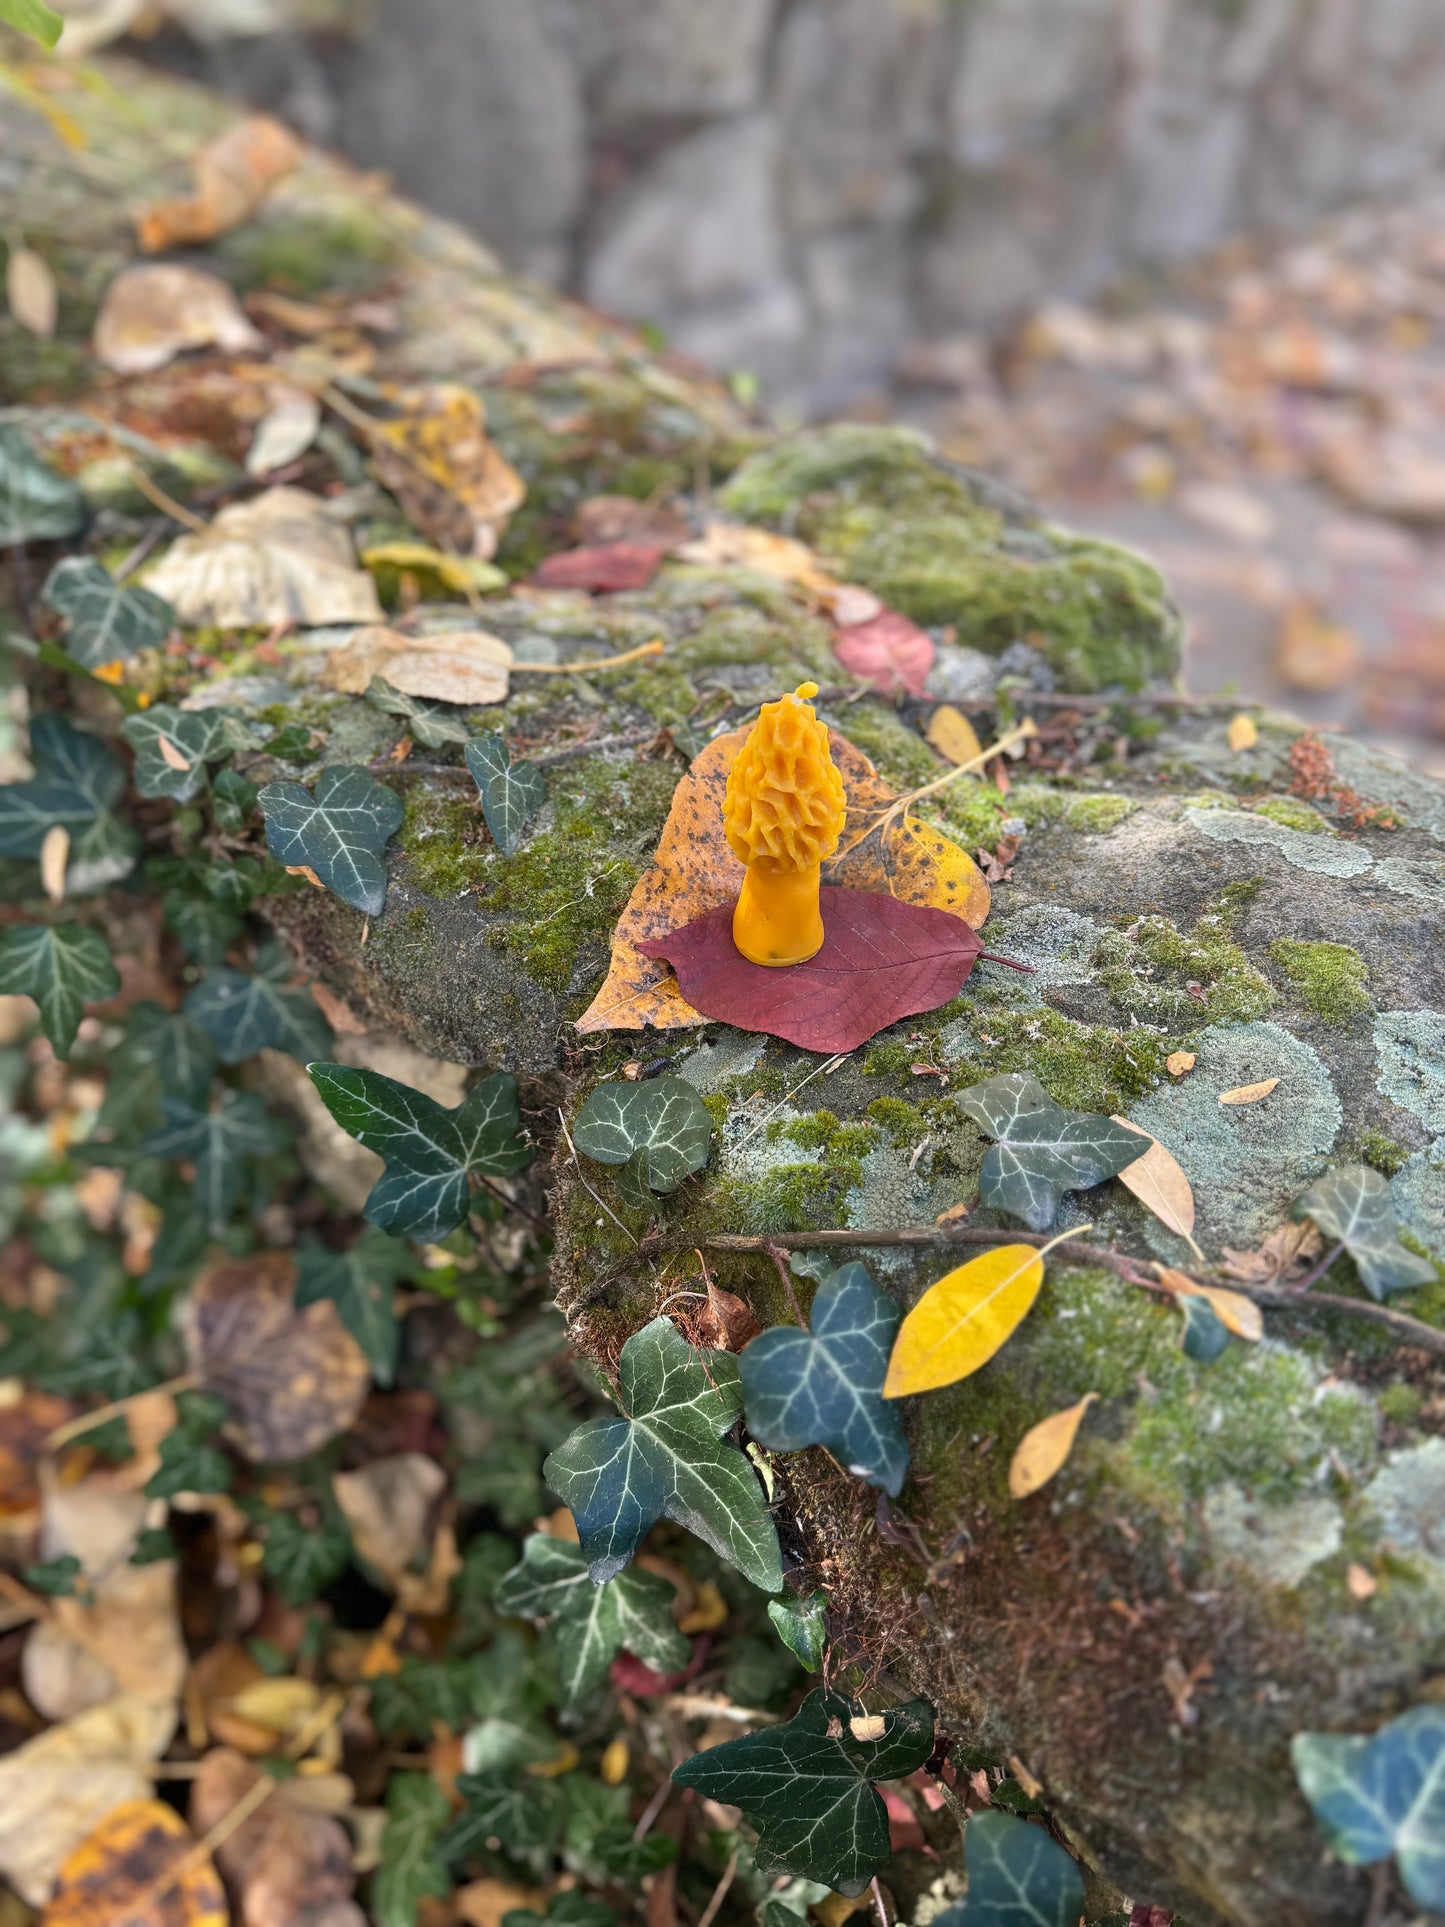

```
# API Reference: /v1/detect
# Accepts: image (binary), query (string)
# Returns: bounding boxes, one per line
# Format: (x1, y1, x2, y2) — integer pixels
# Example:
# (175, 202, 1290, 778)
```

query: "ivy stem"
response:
(766, 1244, 809, 1327)
(558, 1109, 637, 1247)
(871, 1876, 890, 1927)
(45, 1371, 202, 1451)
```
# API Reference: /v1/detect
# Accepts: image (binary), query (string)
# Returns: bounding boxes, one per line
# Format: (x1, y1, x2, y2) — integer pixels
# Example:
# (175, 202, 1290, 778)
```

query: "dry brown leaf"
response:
(332, 1452, 446, 1593)
(1008, 1393, 1098, 1499)
(1226, 713, 1259, 752)
(93, 264, 262, 375)
(1110, 1117, 1196, 1241)
(324, 623, 513, 704)
(1219, 1219, 1323, 1285)
(191, 1748, 364, 1927)
(1152, 1266, 1263, 1342)
(39, 824, 68, 905)
(1274, 601, 1363, 695)
(0, 1387, 71, 1520)
(7, 245, 57, 340)
(136, 115, 302, 253)
(40, 1797, 226, 1927)
(692, 1282, 761, 1353)
(576, 726, 989, 1033)
(362, 384, 525, 558)
(925, 705, 984, 767)
(455, 1880, 547, 1927)
(184, 1251, 369, 1462)
(1218, 1078, 1279, 1106)
(675, 522, 835, 595)
(1165, 1050, 1195, 1077)
(0, 1694, 176, 1905)
(145, 486, 383, 630)
(576, 494, 690, 549)
(246, 389, 321, 478)
(285, 864, 324, 889)
(1346, 1562, 1377, 1600)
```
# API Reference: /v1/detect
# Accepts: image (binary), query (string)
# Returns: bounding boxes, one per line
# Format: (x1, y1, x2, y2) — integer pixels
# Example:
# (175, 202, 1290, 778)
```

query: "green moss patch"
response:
(1268, 939, 1371, 1025)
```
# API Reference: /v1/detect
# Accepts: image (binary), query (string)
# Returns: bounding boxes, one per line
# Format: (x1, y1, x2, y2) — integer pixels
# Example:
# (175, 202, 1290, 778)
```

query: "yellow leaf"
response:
(1110, 1117, 1196, 1243)
(1226, 713, 1258, 751)
(925, 705, 984, 767)
(600, 1737, 630, 1786)
(1218, 1078, 1279, 1106)
(1008, 1393, 1098, 1499)
(361, 540, 506, 598)
(883, 1244, 1044, 1398)
(1152, 1266, 1263, 1342)
(227, 1676, 322, 1735)
(527, 1741, 580, 1779)
(1165, 1050, 1195, 1076)
(41, 1798, 225, 1927)
(678, 1580, 729, 1635)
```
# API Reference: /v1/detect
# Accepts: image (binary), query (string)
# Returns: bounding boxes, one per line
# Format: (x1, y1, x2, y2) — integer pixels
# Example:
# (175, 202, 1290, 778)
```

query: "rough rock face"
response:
(3, 60, 1443, 1927)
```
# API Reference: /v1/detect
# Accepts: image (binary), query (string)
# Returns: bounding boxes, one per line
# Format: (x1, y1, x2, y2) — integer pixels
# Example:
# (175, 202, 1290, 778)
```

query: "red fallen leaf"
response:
(882, 1786, 928, 1853)
(533, 541, 666, 593)
(833, 608, 934, 696)
(638, 886, 1029, 1054)
(610, 1634, 708, 1697)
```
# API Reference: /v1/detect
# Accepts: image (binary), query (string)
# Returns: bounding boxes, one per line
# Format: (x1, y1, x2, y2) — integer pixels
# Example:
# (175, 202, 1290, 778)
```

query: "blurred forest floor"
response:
(886, 183, 1445, 778)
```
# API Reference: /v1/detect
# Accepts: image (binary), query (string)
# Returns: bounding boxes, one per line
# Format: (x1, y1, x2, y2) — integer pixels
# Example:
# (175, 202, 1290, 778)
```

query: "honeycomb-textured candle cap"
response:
(723, 682, 845, 872)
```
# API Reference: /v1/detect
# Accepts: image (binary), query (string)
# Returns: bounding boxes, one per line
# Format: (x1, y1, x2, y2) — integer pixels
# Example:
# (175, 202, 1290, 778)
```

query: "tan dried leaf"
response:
(145, 487, 383, 630)
(1346, 1562, 1377, 1600)
(692, 1282, 761, 1353)
(332, 1452, 446, 1592)
(925, 705, 984, 767)
(363, 383, 525, 557)
(157, 734, 194, 772)
(323, 623, 512, 704)
(39, 825, 69, 905)
(1218, 1078, 1279, 1106)
(1152, 1266, 1263, 1342)
(246, 389, 322, 478)
(675, 522, 838, 600)
(1110, 1117, 1195, 1240)
(191, 1748, 364, 1927)
(93, 264, 262, 375)
(184, 1251, 369, 1462)
(7, 245, 57, 339)
(1226, 713, 1259, 751)
(136, 115, 302, 253)
(848, 1714, 887, 1741)
(1219, 1218, 1322, 1284)
(1008, 1393, 1098, 1500)
(284, 864, 324, 889)
(1165, 1050, 1195, 1077)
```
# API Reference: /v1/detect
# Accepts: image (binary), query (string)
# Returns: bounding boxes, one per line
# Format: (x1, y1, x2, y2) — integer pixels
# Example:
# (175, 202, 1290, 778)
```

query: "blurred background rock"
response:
(27, 0, 1445, 762)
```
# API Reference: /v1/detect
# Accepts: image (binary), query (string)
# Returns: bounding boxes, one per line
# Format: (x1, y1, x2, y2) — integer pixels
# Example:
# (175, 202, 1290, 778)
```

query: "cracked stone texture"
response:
(4, 60, 1443, 1927)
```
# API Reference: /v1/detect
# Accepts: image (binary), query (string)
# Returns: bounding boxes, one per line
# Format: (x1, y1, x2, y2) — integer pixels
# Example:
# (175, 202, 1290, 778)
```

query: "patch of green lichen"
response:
(1379, 1384, 1424, 1426)
(737, 1163, 852, 1234)
(1063, 793, 1137, 833)
(1093, 886, 1274, 1031)
(217, 205, 400, 296)
(952, 1005, 1166, 1113)
(836, 702, 938, 790)
(717, 426, 1180, 692)
(1268, 939, 1371, 1025)
(1254, 796, 1330, 835)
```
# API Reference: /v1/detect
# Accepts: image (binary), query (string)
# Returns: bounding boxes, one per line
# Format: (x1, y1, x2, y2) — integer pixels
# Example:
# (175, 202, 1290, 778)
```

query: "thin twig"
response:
(697, 1850, 741, 1927)
(1291, 1240, 1346, 1295)
(767, 1245, 809, 1327)
(472, 1172, 550, 1234)
(632, 1776, 673, 1842)
(871, 1875, 889, 1927)
(887, 717, 1038, 817)
(733, 1053, 848, 1151)
(46, 1371, 201, 1450)
(559, 1108, 637, 1247)
(513, 639, 666, 676)
(129, 467, 209, 534)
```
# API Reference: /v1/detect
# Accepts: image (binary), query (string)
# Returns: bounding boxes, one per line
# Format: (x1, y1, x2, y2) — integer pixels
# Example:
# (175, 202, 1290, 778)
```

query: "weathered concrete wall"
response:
(153, 0, 1445, 409)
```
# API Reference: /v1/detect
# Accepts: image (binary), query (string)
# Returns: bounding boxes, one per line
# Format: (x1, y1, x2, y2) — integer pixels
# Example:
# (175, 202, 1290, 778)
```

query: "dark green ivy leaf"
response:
(294, 1230, 416, 1384)
(308, 1063, 531, 1240)
(0, 922, 119, 1057)
(22, 1554, 83, 1596)
(505, 1895, 615, 1927)
(440, 1771, 565, 1862)
(0, 425, 83, 543)
(184, 961, 332, 1065)
(163, 892, 243, 966)
(571, 1075, 713, 1209)
(130, 1528, 178, 1566)
(42, 556, 173, 668)
(0, 713, 126, 859)
(465, 734, 546, 855)
(933, 1810, 1084, 1927)
(739, 1263, 907, 1496)
(140, 1090, 288, 1233)
(1293, 1164, 1435, 1300)
(146, 1426, 233, 1500)
(1179, 1293, 1229, 1363)
(1292, 1705, 1445, 1909)
(262, 1508, 353, 1606)
(259, 763, 404, 916)
(373, 1773, 451, 1927)
(96, 1002, 217, 1140)
(543, 1315, 782, 1592)
(495, 1531, 690, 1711)
(957, 1073, 1148, 1232)
(768, 1590, 828, 1672)
(367, 675, 473, 749)
(122, 704, 242, 803)
(672, 1688, 935, 1895)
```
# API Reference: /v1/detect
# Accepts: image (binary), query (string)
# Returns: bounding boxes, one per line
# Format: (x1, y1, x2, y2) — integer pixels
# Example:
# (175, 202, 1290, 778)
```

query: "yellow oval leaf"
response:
(1008, 1393, 1098, 1500)
(1218, 1078, 1279, 1106)
(1165, 1050, 1195, 1077)
(925, 705, 984, 768)
(1110, 1117, 1195, 1238)
(884, 1244, 1044, 1398)
(39, 825, 69, 905)
(42, 1798, 226, 1927)
(600, 1737, 630, 1786)
(1227, 713, 1258, 751)
(1152, 1266, 1263, 1342)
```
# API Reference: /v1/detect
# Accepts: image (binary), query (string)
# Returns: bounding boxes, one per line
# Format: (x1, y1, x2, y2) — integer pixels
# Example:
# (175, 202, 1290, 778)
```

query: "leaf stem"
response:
(45, 1370, 202, 1451)
(891, 716, 1038, 814)
(766, 1244, 809, 1328)
(129, 465, 209, 535)
(512, 639, 666, 675)
(1291, 1240, 1346, 1294)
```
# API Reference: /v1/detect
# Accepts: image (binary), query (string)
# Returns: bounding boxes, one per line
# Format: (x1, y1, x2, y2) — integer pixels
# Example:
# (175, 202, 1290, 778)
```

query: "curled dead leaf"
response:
(1008, 1393, 1098, 1499)
(1165, 1050, 1195, 1077)
(1152, 1265, 1263, 1341)
(359, 383, 525, 558)
(93, 264, 262, 375)
(145, 487, 383, 629)
(136, 115, 302, 252)
(323, 624, 512, 705)
(1110, 1118, 1196, 1244)
(1218, 1078, 1279, 1106)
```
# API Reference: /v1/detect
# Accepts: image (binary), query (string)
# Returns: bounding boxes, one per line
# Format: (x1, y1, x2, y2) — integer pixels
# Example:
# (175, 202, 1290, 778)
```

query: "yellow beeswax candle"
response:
(723, 681, 846, 966)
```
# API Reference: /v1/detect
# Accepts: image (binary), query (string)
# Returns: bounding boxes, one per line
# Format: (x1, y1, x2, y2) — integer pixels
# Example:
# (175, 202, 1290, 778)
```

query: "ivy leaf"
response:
(294, 1230, 417, 1384)
(1293, 1164, 1435, 1300)
(261, 1508, 353, 1606)
(439, 1771, 565, 1861)
(933, 1810, 1084, 1927)
(0, 713, 126, 862)
(140, 1090, 287, 1232)
(163, 892, 243, 966)
(884, 1244, 1045, 1398)
(958, 1073, 1148, 1231)
(507, 1896, 615, 1927)
(672, 1688, 935, 1894)
(373, 1774, 451, 1927)
(494, 1532, 691, 1711)
(308, 1063, 532, 1240)
(0, 424, 83, 540)
(543, 1315, 783, 1592)
(146, 1426, 233, 1500)
(42, 557, 173, 668)
(366, 675, 473, 748)
(22, 1554, 83, 1597)
(259, 764, 404, 915)
(465, 733, 546, 855)
(184, 962, 332, 1065)
(768, 1591, 828, 1672)
(1292, 1705, 1445, 1909)
(571, 1076, 713, 1210)
(0, 923, 119, 1057)
(739, 1264, 908, 1496)
(122, 705, 241, 803)
(96, 1002, 217, 1139)
(1179, 1293, 1229, 1363)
